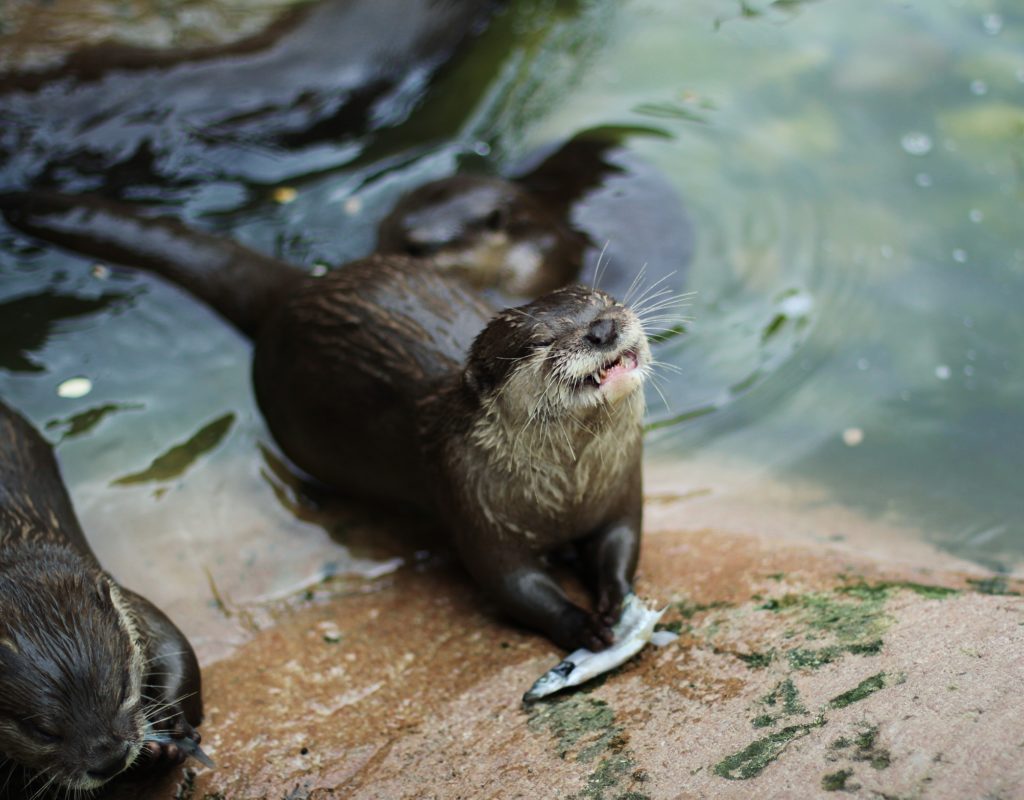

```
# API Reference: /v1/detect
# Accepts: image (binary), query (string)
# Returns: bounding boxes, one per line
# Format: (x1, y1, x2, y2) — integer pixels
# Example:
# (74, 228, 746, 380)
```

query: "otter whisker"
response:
(633, 291, 695, 318)
(621, 264, 649, 305)
(627, 270, 677, 311)
(648, 358, 683, 375)
(647, 374, 673, 412)
(632, 285, 695, 308)
(590, 239, 612, 290)
(140, 649, 191, 667)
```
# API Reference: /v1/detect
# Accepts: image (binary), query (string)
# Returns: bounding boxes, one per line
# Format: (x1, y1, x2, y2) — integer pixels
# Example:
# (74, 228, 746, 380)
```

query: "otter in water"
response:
(0, 399, 203, 795)
(1, 191, 653, 650)
(377, 128, 694, 301)
(377, 175, 584, 297)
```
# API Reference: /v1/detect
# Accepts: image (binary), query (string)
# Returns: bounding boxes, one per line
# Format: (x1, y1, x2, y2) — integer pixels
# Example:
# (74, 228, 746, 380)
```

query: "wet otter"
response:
(1, 191, 654, 650)
(0, 399, 203, 795)
(376, 128, 694, 301)
(377, 175, 584, 297)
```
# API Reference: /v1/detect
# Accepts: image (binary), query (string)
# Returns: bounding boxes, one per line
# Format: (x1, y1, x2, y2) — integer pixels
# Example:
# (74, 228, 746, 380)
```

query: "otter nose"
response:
(585, 317, 618, 348)
(87, 745, 131, 781)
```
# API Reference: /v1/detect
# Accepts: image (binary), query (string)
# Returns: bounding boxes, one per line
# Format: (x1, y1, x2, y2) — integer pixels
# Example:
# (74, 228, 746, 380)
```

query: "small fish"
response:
(523, 594, 676, 702)
(148, 732, 216, 769)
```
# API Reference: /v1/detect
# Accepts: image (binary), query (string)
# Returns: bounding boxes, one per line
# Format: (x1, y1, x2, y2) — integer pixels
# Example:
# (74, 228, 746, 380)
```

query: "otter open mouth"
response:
(582, 348, 639, 389)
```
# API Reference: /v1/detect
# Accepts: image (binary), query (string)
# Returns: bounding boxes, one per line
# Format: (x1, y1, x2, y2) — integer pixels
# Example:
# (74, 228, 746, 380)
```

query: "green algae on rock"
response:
(527, 696, 649, 800)
(821, 768, 855, 791)
(828, 672, 892, 710)
(714, 719, 825, 780)
(829, 724, 892, 771)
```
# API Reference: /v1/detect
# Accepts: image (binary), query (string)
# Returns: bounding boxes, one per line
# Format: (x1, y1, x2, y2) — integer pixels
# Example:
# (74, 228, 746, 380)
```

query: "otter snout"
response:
(585, 316, 618, 349)
(86, 742, 133, 781)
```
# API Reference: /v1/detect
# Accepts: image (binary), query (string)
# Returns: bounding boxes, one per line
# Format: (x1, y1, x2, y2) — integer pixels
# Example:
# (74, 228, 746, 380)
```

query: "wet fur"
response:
(0, 401, 202, 793)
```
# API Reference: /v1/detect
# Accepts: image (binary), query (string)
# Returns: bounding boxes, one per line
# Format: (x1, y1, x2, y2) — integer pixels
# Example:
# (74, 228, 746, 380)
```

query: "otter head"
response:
(464, 285, 651, 422)
(377, 175, 584, 297)
(0, 547, 146, 791)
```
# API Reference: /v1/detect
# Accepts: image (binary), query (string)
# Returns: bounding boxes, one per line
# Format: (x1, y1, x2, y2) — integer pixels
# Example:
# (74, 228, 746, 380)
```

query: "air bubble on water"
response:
(969, 208, 984, 223)
(952, 248, 967, 263)
(964, 365, 975, 377)
(935, 364, 951, 380)
(900, 132, 932, 156)
(915, 172, 932, 187)
(982, 13, 1003, 35)
(857, 358, 870, 371)
(343, 196, 362, 215)
(842, 428, 864, 447)
(91, 263, 111, 280)
(880, 244, 894, 259)
(969, 79, 988, 96)
(778, 291, 813, 316)
(57, 377, 92, 398)
(473, 141, 492, 157)
(311, 264, 328, 277)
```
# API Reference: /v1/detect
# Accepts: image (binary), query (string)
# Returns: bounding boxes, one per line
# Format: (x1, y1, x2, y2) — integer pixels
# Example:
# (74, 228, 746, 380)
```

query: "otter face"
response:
(466, 285, 651, 417)
(0, 552, 146, 791)
(377, 175, 583, 296)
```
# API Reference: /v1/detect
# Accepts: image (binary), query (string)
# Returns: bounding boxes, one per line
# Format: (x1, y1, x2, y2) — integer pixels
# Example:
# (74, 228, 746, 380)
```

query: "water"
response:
(0, 0, 1022, 658)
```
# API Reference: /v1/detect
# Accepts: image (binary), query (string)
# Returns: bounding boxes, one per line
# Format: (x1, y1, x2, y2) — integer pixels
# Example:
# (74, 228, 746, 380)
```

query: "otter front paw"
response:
(142, 720, 203, 767)
(596, 584, 628, 627)
(554, 606, 615, 652)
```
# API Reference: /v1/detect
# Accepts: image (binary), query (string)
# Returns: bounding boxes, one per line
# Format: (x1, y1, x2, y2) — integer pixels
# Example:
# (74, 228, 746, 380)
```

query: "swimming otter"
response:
(1, 191, 652, 650)
(0, 399, 203, 795)
(376, 128, 694, 301)
(377, 174, 584, 297)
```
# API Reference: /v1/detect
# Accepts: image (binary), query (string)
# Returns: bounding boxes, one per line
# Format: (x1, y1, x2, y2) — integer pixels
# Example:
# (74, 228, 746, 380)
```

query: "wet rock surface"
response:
(148, 516, 1022, 799)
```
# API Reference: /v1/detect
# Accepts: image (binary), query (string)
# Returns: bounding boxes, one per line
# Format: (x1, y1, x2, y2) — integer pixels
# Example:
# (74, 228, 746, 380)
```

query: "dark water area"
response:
(0, 0, 1022, 664)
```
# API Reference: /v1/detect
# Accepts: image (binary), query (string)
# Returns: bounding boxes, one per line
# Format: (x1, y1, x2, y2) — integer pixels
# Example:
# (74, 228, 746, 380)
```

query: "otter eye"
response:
(405, 239, 442, 258)
(22, 721, 62, 745)
(532, 339, 554, 349)
(483, 207, 506, 231)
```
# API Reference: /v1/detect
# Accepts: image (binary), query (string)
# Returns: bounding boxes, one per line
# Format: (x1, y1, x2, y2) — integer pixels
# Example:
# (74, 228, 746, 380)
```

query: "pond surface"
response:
(1, 0, 1022, 657)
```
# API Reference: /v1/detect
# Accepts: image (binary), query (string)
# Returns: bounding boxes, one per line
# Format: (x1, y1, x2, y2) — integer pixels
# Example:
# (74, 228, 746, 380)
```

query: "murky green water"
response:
(1, 0, 1022, 655)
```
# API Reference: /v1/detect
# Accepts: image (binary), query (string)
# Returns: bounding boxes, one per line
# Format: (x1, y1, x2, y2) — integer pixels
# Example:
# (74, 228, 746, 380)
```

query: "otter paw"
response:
(556, 609, 614, 652)
(143, 723, 200, 767)
(596, 587, 627, 627)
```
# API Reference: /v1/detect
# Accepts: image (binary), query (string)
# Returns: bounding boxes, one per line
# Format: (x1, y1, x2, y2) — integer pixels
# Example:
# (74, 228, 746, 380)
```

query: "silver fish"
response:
(523, 594, 674, 702)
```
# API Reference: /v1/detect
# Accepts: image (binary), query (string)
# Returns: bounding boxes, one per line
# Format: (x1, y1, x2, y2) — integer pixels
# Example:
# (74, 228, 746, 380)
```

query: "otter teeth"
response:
(585, 350, 638, 388)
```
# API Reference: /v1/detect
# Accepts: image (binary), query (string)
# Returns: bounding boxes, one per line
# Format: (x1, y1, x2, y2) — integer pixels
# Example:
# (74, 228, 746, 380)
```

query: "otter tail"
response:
(0, 191, 304, 338)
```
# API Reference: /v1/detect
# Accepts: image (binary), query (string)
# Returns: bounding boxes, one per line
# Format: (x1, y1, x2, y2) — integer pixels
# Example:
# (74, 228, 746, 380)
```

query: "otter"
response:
(377, 128, 694, 302)
(377, 174, 584, 297)
(0, 399, 203, 795)
(1, 190, 653, 650)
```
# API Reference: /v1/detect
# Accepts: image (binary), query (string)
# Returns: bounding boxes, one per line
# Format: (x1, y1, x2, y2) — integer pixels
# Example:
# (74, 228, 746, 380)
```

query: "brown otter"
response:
(1, 191, 653, 650)
(0, 399, 203, 795)
(377, 175, 584, 297)
(377, 127, 694, 303)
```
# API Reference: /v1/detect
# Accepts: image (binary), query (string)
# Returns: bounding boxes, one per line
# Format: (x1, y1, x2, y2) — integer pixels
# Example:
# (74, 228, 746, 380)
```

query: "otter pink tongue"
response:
(596, 351, 638, 386)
